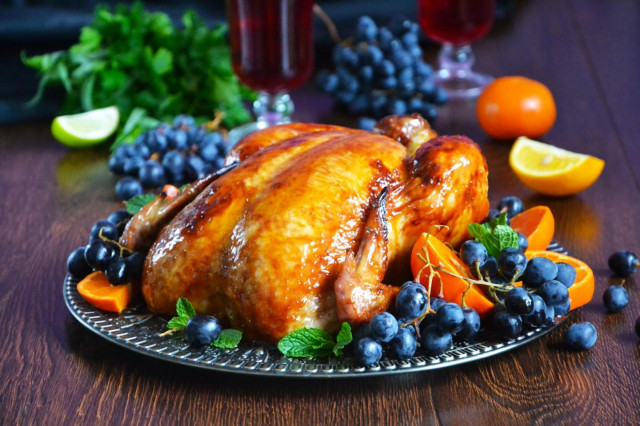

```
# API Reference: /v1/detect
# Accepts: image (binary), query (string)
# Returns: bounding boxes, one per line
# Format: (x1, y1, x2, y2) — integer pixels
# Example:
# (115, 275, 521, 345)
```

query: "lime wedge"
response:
(51, 106, 120, 148)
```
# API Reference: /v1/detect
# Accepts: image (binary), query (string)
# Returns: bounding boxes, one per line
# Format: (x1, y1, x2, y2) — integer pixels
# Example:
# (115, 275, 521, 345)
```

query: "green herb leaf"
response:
(468, 213, 520, 258)
(175, 297, 196, 320)
(494, 225, 519, 252)
(125, 193, 156, 215)
(468, 223, 490, 241)
(167, 316, 188, 330)
(332, 322, 352, 357)
(212, 329, 242, 349)
(278, 328, 335, 358)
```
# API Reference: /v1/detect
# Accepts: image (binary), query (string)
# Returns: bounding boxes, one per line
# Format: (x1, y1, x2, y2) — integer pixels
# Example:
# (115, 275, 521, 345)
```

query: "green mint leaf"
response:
(125, 193, 156, 215)
(494, 225, 520, 252)
(332, 322, 353, 357)
(480, 234, 502, 259)
(468, 223, 490, 241)
(175, 297, 196, 321)
(277, 328, 335, 358)
(488, 212, 509, 229)
(212, 329, 242, 349)
(167, 316, 188, 330)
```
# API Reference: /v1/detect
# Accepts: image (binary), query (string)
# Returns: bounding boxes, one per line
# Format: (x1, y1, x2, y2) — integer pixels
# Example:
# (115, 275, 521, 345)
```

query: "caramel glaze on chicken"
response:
(126, 115, 489, 343)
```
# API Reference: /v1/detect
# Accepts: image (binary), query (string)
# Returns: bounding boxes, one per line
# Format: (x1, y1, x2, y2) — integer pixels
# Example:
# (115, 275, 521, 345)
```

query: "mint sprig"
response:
(277, 323, 353, 358)
(213, 329, 242, 349)
(125, 193, 156, 215)
(468, 212, 519, 258)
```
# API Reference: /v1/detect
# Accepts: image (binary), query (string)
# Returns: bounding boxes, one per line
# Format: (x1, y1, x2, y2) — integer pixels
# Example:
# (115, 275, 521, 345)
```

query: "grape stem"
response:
(313, 4, 341, 44)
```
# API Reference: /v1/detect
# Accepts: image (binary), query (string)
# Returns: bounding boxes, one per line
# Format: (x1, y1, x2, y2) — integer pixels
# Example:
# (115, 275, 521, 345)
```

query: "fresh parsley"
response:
(165, 297, 242, 349)
(125, 193, 156, 215)
(467, 212, 519, 258)
(277, 323, 353, 358)
(22, 2, 254, 145)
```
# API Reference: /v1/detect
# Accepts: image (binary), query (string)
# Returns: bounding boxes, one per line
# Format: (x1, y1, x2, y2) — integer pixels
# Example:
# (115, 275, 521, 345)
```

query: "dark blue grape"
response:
(214, 157, 226, 170)
(457, 308, 481, 341)
(416, 78, 436, 97)
(608, 250, 639, 277)
(108, 154, 126, 174)
(377, 27, 394, 50)
(407, 45, 423, 59)
(356, 16, 378, 42)
(523, 294, 549, 327)
(67, 247, 93, 278)
(603, 285, 628, 313)
(564, 322, 597, 351)
(371, 95, 388, 117)
(131, 141, 151, 159)
(539, 280, 569, 306)
(377, 76, 398, 90)
(499, 248, 528, 280)
(355, 338, 383, 367)
(361, 45, 383, 66)
(430, 87, 449, 105)
(414, 61, 433, 78)
(543, 302, 555, 324)
(504, 287, 534, 315)
(375, 59, 395, 77)
(517, 233, 529, 252)
(123, 156, 145, 177)
(115, 177, 143, 201)
(395, 281, 428, 320)
(106, 257, 130, 285)
(186, 156, 207, 180)
(401, 31, 419, 47)
(199, 141, 220, 163)
(173, 114, 195, 128)
(390, 327, 417, 360)
(460, 240, 488, 268)
(84, 239, 117, 270)
(419, 104, 438, 122)
(139, 160, 167, 188)
(435, 303, 465, 334)
(421, 327, 453, 356)
(185, 315, 222, 347)
(317, 71, 340, 94)
(188, 127, 207, 145)
(385, 97, 407, 115)
(333, 46, 359, 69)
(350, 94, 370, 114)
(555, 262, 577, 288)
(493, 311, 523, 339)
(146, 131, 168, 153)
(390, 48, 412, 69)
(429, 297, 447, 313)
(358, 117, 377, 131)
(479, 256, 499, 281)
(168, 129, 188, 150)
(554, 298, 571, 316)
(407, 97, 424, 113)
(369, 312, 398, 343)
(497, 196, 524, 218)
(521, 257, 558, 288)
(397, 80, 416, 97)
(335, 91, 356, 105)
(162, 151, 186, 180)
(358, 66, 374, 83)
(90, 220, 119, 242)
(127, 251, 145, 282)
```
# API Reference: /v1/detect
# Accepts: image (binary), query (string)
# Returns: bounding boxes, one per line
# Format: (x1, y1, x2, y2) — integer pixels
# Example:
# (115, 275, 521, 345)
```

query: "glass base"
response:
(227, 92, 294, 147)
(434, 68, 493, 99)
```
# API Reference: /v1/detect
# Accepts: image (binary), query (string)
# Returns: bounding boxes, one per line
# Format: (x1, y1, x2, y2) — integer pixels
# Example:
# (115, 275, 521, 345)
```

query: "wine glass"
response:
(418, 0, 495, 99)
(226, 0, 315, 144)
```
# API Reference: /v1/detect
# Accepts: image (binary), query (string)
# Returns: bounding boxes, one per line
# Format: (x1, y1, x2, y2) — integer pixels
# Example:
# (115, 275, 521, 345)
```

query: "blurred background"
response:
(0, 0, 515, 124)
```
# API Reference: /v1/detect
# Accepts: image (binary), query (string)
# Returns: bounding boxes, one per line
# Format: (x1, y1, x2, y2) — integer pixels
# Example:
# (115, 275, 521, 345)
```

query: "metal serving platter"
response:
(64, 242, 569, 378)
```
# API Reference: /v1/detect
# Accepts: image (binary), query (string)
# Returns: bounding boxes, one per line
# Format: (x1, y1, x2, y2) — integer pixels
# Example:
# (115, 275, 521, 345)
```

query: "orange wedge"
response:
(525, 250, 595, 310)
(411, 233, 494, 318)
(510, 206, 555, 251)
(77, 271, 132, 313)
(509, 137, 604, 196)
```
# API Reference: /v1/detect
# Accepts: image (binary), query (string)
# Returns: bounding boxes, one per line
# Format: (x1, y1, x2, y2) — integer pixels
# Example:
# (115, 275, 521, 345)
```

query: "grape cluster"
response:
(109, 115, 228, 200)
(317, 16, 447, 123)
(66, 209, 145, 286)
(353, 282, 481, 367)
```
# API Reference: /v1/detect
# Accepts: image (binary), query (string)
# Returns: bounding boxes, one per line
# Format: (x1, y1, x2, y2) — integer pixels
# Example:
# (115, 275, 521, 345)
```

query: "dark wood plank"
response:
(1, 1, 640, 424)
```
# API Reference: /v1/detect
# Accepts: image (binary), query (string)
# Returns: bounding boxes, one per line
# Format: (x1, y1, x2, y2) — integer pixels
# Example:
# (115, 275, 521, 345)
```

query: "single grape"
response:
(435, 302, 465, 334)
(67, 247, 93, 278)
(377, 27, 394, 50)
(108, 154, 126, 174)
(356, 16, 378, 42)
(543, 302, 556, 324)
(355, 337, 383, 367)
(493, 311, 523, 340)
(608, 250, 639, 277)
(497, 196, 524, 218)
(385, 97, 407, 115)
(107, 209, 131, 234)
(168, 129, 188, 150)
(390, 327, 417, 361)
(554, 298, 571, 316)
(395, 282, 428, 320)
(523, 294, 549, 327)
(115, 177, 143, 201)
(603, 285, 629, 313)
(517, 233, 529, 252)
(146, 131, 168, 153)
(162, 151, 186, 181)
(139, 160, 167, 188)
(127, 251, 146, 281)
(504, 287, 534, 315)
(105, 257, 130, 285)
(456, 307, 481, 341)
(420, 327, 453, 356)
(539, 280, 570, 306)
(90, 220, 119, 241)
(430, 297, 447, 313)
(185, 315, 222, 347)
(521, 257, 558, 288)
(123, 156, 145, 177)
(84, 239, 117, 270)
(375, 59, 396, 77)
(555, 262, 577, 288)
(499, 248, 528, 280)
(317, 70, 339, 94)
(358, 117, 377, 131)
(173, 114, 195, 128)
(479, 256, 499, 281)
(564, 322, 597, 351)
(483, 208, 510, 225)
(369, 312, 398, 343)
(430, 87, 449, 105)
(131, 141, 151, 159)
(459, 240, 488, 269)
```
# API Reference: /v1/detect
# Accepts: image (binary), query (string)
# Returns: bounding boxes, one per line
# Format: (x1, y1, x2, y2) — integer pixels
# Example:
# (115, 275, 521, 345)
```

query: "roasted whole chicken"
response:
(121, 115, 489, 343)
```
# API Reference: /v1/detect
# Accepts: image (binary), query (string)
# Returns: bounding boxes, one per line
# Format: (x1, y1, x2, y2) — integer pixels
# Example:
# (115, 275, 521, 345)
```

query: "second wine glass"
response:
(226, 0, 315, 143)
(418, 0, 495, 99)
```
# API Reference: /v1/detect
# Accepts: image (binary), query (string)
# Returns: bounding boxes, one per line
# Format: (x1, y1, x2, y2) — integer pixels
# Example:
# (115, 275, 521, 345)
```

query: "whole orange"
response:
(476, 76, 556, 140)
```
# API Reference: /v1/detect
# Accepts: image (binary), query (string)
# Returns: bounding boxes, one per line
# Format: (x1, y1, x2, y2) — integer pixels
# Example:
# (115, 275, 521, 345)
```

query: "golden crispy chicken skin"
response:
(134, 115, 489, 343)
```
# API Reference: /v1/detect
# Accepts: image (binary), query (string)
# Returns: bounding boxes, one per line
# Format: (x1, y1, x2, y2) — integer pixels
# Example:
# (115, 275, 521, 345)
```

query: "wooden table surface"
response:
(2, 0, 639, 424)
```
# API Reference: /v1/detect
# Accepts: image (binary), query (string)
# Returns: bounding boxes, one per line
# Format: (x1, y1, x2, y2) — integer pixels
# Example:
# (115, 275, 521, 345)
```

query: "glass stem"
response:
(438, 43, 475, 76)
(253, 92, 294, 125)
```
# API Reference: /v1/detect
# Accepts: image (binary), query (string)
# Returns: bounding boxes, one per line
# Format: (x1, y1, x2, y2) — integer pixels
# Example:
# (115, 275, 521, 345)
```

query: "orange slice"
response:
(509, 137, 605, 196)
(525, 250, 595, 310)
(411, 233, 494, 318)
(510, 206, 555, 251)
(77, 271, 132, 313)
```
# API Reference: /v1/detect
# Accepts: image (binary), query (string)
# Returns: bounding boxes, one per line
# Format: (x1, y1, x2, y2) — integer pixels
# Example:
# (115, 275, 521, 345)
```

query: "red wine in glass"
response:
(226, 0, 315, 143)
(418, 0, 495, 98)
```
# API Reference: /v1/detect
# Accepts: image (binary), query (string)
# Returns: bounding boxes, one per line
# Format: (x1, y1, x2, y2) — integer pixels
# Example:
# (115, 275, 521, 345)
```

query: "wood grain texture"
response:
(1, 1, 640, 424)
